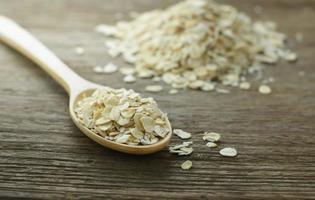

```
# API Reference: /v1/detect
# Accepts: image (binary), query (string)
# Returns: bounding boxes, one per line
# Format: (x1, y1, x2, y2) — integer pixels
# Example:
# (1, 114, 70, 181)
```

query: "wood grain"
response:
(0, 0, 315, 199)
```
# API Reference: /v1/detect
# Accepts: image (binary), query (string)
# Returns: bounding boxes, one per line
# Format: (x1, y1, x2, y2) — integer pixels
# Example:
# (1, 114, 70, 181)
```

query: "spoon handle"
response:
(0, 16, 87, 94)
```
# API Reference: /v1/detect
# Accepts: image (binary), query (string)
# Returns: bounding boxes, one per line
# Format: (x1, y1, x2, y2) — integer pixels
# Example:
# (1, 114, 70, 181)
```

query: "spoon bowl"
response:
(0, 16, 172, 155)
(69, 86, 173, 155)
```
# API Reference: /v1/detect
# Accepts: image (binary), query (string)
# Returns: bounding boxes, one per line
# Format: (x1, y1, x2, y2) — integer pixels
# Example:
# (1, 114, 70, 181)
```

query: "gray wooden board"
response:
(0, 0, 314, 199)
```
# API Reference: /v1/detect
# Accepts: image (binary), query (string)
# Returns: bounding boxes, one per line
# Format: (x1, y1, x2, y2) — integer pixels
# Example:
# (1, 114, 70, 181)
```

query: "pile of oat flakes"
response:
(74, 87, 170, 145)
(95, 0, 297, 93)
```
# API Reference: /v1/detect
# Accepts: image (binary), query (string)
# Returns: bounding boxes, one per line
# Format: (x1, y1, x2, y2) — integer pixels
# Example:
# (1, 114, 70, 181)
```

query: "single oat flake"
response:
(120, 67, 136, 75)
(75, 47, 85, 55)
(169, 89, 179, 95)
(145, 85, 163, 93)
(103, 63, 118, 74)
(259, 85, 272, 94)
(206, 142, 218, 148)
(173, 129, 192, 139)
(93, 66, 104, 73)
(181, 160, 193, 170)
(220, 147, 238, 157)
(216, 88, 230, 94)
(123, 74, 136, 83)
(239, 82, 251, 90)
(203, 132, 221, 142)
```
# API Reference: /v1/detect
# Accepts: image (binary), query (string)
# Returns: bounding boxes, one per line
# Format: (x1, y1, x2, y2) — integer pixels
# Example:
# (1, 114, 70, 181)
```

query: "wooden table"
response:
(0, 0, 314, 199)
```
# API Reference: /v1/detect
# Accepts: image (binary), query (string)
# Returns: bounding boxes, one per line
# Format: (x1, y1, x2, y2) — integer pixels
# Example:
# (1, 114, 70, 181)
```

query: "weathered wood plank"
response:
(0, 0, 315, 199)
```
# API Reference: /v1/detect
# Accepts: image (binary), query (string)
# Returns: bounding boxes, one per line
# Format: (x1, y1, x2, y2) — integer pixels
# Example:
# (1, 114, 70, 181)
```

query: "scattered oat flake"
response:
(103, 63, 118, 74)
(216, 88, 230, 94)
(284, 52, 298, 62)
(75, 47, 85, 55)
(145, 85, 163, 93)
(169, 89, 179, 94)
(268, 77, 275, 83)
(123, 74, 136, 83)
(181, 160, 192, 170)
(203, 132, 221, 142)
(120, 67, 136, 75)
(206, 142, 218, 148)
(239, 82, 251, 90)
(173, 129, 191, 139)
(95, 24, 118, 36)
(93, 66, 104, 73)
(220, 147, 238, 157)
(259, 85, 272, 94)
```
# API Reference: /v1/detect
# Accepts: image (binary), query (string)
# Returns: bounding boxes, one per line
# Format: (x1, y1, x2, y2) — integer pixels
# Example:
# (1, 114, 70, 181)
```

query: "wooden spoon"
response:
(0, 16, 172, 155)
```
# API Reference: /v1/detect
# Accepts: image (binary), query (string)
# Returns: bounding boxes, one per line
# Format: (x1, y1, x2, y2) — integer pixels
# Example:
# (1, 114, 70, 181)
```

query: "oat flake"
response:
(93, 66, 104, 73)
(75, 47, 85, 55)
(259, 85, 272, 94)
(123, 74, 136, 83)
(173, 129, 192, 139)
(181, 160, 193, 170)
(169, 89, 179, 95)
(220, 147, 238, 157)
(206, 142, 218, 148)
(145, 85, 163, 93)
(203, 132, 221, 142)
(103, 63, 118, 74)
(239, 82, 251, 90)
